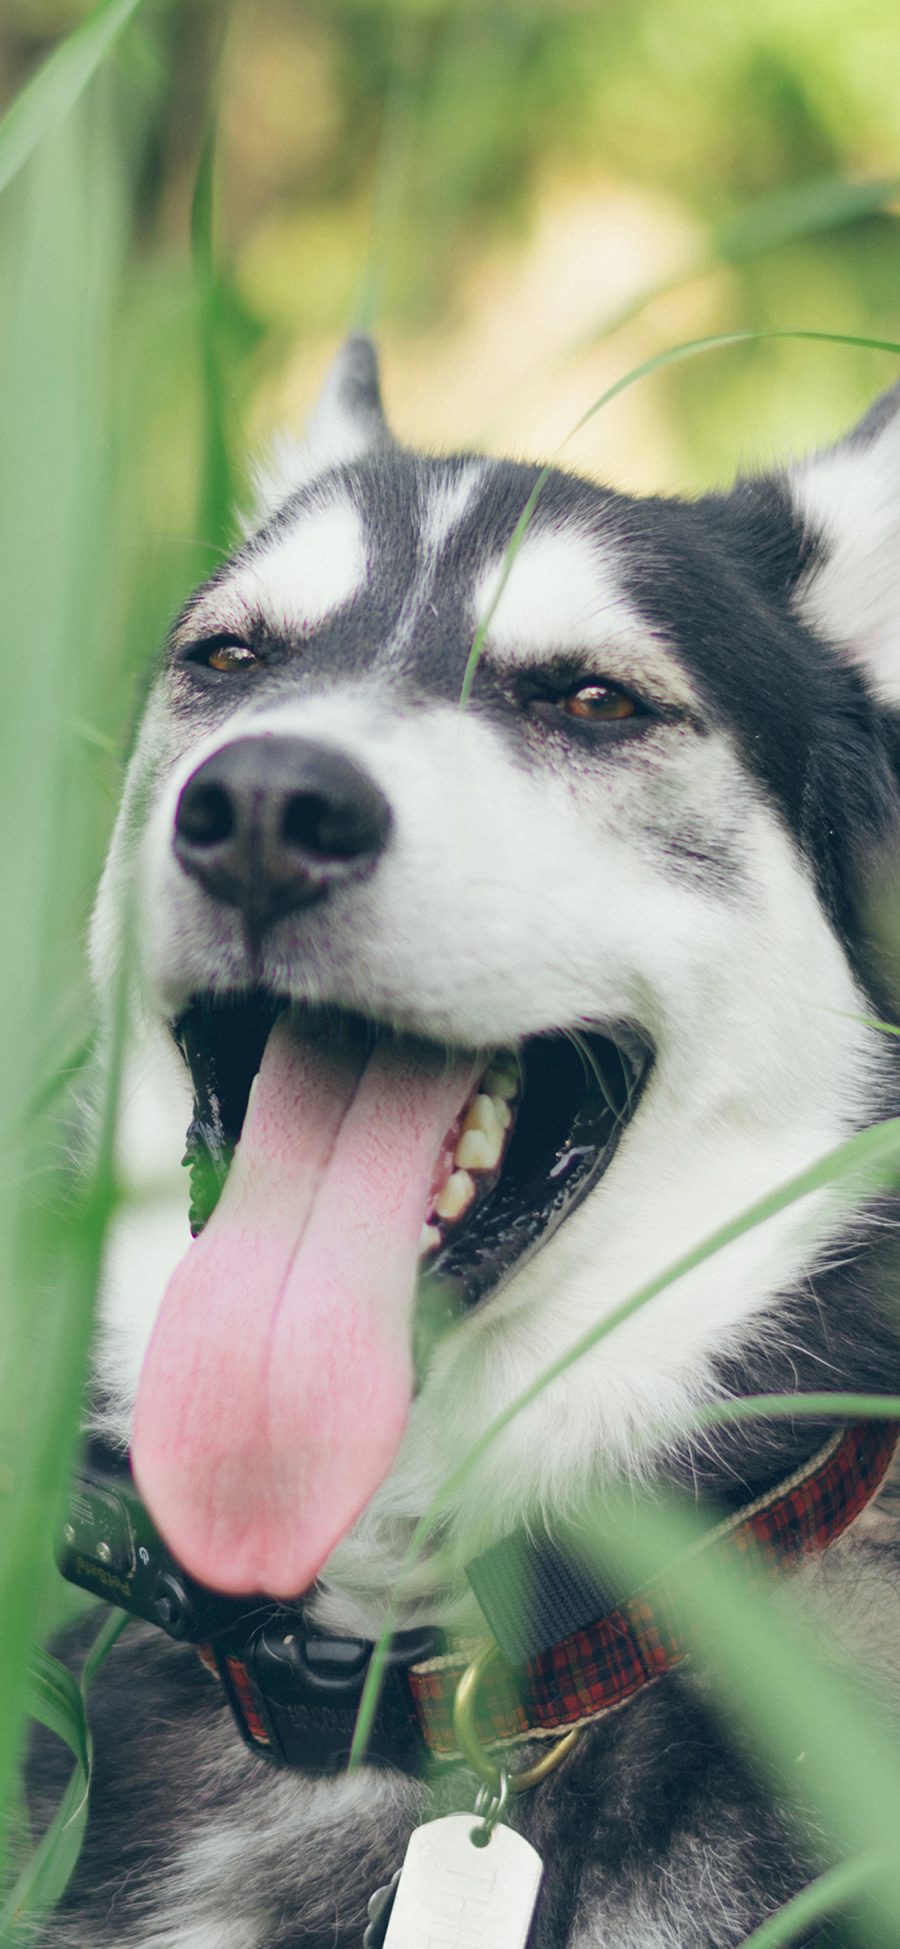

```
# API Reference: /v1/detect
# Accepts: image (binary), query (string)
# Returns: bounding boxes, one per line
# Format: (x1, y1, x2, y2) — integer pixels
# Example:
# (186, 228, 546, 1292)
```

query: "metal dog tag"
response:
(371, 1813, 543, 1949)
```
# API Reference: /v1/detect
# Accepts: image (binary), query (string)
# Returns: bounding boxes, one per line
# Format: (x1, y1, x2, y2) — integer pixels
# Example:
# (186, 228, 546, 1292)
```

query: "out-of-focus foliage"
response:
(2, 0, 898, 526)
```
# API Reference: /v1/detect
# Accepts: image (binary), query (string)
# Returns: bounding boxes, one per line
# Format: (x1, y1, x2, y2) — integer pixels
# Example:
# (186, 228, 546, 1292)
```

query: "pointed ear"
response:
(789, 381, 900, 704)
(251, 335, 392, 520)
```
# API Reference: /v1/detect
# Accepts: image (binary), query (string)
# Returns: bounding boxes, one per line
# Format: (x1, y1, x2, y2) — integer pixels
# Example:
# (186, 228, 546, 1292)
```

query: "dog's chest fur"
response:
(31, 1519, 900, 1949)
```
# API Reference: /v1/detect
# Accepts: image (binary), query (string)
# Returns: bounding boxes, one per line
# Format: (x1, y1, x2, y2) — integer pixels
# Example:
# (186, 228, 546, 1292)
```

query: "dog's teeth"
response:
(463, 1093, 501, 1138)
(492, 1094, 512, 1131)
(455, 1130, 491, 1170)
(482, 1060, 518, 1101)
(456, 1125, 502, 1171)
(419, 1222, 442, 1254)
(435, 1170, 476, 1220)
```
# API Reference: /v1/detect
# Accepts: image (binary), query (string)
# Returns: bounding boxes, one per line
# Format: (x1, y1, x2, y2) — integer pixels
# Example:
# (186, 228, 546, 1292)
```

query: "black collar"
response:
(59, 1421, 899, 1775)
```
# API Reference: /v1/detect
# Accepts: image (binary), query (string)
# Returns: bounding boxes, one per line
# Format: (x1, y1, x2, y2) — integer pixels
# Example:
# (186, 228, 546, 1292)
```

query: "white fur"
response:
(792, 408, 900, 701)
(130, 1734, 420, 1949)
(251, 431, 332, 518)
(476, 526, 634, 656)
(231, 498, 367, 634)
(131, 1926, 256, 1949)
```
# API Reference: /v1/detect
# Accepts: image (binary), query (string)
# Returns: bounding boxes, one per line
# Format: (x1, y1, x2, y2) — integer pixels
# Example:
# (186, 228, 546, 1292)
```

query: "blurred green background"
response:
(2, 0, 899, 878)
(2, 0, 899, 905)
(1, 0, 900, 1934)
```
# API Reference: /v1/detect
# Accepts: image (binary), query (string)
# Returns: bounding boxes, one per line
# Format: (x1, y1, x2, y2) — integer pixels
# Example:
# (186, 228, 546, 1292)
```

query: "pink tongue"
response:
(131, 1015, 475, 1596)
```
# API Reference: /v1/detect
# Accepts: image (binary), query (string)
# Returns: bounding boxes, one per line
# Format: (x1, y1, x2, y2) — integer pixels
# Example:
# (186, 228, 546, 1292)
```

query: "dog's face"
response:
(93, 343, 900, 1618)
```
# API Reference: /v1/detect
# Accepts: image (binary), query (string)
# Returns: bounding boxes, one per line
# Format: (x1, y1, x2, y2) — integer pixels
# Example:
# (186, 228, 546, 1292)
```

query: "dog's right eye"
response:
(187, 639, 262, 675)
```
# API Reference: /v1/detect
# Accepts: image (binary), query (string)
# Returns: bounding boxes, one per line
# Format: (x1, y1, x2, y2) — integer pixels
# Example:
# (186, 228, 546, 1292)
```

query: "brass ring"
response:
(452, 1639, 582, 1794)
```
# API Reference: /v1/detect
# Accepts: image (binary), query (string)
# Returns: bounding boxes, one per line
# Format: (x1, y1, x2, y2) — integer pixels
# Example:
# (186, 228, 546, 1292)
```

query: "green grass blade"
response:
(350, 1114, 900, 1764)
(713, 174, 900, 266)
(24, 1652, 88, 1774)
(0, 1772, 86, 1945)
(463, 326, 900, 707)
(430, 1115, 900, 1527)
(459, 468, 550, 705)
(0, 0, 147, 199)
(560, 328, 900, 456)
(572, 1488, 900, 1946)
(352, 19, 427, 334)
(190, 120, 237, 560)
(0, 83, 130, 1877)
(190, 120, 217, 289)
(24, 1040, 96, 1130)
(691, 1392, 900, 1433)
(0, 1613, 129, 1939)
(738, 1856, 886, 1949)
(580, 1390, 900, 1512)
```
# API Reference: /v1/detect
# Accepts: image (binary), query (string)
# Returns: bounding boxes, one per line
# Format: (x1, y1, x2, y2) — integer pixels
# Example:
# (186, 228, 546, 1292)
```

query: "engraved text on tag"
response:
(379, 1811, 543, 1949)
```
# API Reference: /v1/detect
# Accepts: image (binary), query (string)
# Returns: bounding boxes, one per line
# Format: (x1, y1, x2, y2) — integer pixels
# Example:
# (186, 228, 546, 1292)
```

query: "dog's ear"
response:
(789, 381, 900, 704)
(250, 334, 393, 520)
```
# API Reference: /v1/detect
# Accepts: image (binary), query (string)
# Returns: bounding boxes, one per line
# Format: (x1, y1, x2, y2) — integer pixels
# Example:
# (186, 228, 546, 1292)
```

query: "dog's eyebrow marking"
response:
(475, 526, 628, 653)
(474, 525, 703, 708)
(225, 497, 367, 635)
(422, 465, 486, 550)
(385, 466, 487, 658)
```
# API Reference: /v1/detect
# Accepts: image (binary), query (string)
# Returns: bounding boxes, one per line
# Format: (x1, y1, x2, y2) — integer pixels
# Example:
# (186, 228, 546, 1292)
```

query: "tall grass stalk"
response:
(0, 87, 129, 1876)
(350, 1114, 900, 1774)
(461, 325, 900, 706)
(569, 1486, 900, 1944)
(0, 0, 148, 197)
(739, 1857, 887, 1949)
(191, 119, 240, 562)
(0, 1611, 130, 1940)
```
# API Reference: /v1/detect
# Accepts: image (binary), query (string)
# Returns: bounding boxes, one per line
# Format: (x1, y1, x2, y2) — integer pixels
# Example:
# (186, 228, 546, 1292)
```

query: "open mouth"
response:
(129, 996, 650, 1598)
(174, 993, 650, 1317)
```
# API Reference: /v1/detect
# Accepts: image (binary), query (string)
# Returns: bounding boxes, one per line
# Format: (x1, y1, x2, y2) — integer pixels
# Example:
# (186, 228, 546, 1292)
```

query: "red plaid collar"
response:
(408, 1420, 899, 1762)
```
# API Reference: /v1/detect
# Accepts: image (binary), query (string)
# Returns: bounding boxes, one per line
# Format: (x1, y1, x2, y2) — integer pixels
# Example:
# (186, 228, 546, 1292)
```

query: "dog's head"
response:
(93, 341, 900, 1607)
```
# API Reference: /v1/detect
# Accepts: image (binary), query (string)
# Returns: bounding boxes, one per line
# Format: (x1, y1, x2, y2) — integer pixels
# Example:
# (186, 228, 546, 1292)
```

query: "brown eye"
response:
(562, 684, 636, 722)
(204, 641, 260, 675)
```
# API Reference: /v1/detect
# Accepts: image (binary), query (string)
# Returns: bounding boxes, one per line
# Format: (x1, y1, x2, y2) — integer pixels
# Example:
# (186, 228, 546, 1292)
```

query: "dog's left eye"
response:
(188, 639, 262, 675)
(526, 677, 647, 731)
(559, 683, 636, 722)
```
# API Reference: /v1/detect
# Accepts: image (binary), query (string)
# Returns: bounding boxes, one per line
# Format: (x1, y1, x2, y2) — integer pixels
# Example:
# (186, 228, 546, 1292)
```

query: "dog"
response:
(28, 339, 900, 1948)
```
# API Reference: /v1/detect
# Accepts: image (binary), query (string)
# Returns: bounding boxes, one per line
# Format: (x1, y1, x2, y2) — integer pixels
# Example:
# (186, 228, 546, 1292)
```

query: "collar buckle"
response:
(212, 1612, 440, 1774)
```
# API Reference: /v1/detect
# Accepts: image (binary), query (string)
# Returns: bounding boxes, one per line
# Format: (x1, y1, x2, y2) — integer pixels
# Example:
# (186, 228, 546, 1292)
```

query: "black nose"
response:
(173, 735, 392, 936)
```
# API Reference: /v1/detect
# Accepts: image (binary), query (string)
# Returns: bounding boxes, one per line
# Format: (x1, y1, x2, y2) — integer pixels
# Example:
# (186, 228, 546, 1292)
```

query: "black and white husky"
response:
(30, 342, 900, 1947)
